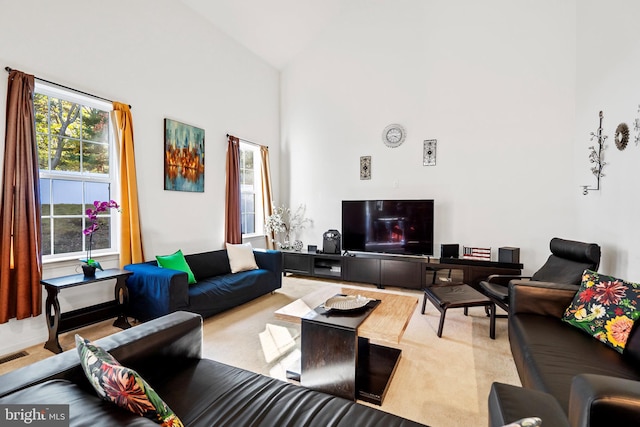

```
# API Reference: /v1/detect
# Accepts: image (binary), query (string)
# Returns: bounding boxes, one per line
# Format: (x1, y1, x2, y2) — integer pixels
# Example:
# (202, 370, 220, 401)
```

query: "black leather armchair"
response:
(479, 237, 601, 313)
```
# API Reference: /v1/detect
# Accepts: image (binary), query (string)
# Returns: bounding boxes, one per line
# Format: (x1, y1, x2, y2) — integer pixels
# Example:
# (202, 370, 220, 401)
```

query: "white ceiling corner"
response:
(178, 0, 348, 69)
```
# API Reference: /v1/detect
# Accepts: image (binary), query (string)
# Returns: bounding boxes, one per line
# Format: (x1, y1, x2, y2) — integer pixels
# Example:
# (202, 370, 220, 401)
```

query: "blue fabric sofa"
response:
(124, 248, 282, 321)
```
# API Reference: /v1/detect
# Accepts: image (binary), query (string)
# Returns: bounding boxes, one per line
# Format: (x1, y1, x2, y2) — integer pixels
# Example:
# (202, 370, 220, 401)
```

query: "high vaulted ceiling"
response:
(179, 0, 348, 69)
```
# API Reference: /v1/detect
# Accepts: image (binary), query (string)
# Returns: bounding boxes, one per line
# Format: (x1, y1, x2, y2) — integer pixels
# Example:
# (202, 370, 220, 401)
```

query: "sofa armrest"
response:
(254, 249, 283, 276)
(569, 374, 640, 427)
(509, 280, 579, 318)
(0, 312, 203, 399)
(486, 274, 532, 284)
(124, 262, 190, 321)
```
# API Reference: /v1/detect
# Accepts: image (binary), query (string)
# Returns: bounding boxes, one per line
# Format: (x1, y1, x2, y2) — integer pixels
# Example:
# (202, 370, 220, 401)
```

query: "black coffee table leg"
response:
(437, 307, 447, 337)
(489, 303, 496, 339)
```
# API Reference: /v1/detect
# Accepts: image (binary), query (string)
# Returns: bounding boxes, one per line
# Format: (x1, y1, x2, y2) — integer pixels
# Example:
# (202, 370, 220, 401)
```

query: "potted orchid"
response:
(81, 200, 120, 276)
(264, 204, 312, 250)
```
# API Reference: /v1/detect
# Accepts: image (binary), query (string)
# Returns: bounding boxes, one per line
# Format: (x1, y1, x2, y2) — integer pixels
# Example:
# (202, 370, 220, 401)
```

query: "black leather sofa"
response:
(0, 311, 426, 427)
(488, 280, 640, 427)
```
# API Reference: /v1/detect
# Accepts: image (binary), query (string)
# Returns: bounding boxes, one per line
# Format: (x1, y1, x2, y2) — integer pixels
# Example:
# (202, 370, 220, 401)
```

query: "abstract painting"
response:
(164, 119, 205, 192)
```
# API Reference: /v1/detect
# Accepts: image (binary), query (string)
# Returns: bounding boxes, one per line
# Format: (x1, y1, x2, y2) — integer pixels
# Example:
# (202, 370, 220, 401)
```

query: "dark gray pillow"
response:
(185, 250, 231, 281)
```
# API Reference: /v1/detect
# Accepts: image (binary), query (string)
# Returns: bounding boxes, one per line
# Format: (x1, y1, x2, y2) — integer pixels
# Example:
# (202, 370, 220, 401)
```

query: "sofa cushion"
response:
(226, 243, 259, 273)
(186, 270, 276, 319)
(76, 335, 183, 427)
(185, 250, 232, 280)
(489, 382, 568, 427)
(156, 250, 196, 284)
(148, 358, 424, 427)
(510, 313, 640, 412)
(562, 270, 640, 353)
(0, 380, 159, 426)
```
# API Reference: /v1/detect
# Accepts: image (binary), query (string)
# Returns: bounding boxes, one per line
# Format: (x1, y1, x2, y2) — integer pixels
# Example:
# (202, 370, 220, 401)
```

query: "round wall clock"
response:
(382, 124, 406, 148)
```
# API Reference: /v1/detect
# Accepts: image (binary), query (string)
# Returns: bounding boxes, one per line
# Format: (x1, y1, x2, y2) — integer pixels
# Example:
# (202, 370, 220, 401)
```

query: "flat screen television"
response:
(342, 199, 434, 256)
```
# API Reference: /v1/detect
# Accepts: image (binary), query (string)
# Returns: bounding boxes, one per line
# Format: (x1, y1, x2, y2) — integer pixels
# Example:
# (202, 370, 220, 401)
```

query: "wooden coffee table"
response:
(275, 287, 417, 404)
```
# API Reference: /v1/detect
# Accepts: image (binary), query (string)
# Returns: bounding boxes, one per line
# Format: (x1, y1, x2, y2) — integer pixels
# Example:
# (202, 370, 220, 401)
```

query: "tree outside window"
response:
(35, 86, 117, 258)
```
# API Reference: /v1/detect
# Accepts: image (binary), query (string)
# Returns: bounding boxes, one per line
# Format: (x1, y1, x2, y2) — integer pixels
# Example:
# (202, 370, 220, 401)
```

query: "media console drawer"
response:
(283, 252, 312, 275)
(380, 260, 422, 289)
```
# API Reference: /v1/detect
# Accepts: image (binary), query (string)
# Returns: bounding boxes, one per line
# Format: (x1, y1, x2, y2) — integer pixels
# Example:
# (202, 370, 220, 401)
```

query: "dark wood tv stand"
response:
(282, 250, 523, 290)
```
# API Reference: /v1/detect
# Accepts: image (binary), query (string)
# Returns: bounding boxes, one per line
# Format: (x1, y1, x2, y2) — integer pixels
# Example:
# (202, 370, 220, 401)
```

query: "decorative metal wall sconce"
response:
(582, 111, 607, 195)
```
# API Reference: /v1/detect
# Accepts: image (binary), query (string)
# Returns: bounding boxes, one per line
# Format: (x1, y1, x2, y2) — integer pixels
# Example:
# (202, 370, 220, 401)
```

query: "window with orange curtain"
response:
(34, 83, 119, 260)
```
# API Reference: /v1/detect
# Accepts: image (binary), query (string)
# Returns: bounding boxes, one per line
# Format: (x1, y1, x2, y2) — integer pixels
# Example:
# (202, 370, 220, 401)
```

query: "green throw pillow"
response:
(156, 249, 196, 284)
(562, 270, 640, 353)
(75, 335, 183, 427)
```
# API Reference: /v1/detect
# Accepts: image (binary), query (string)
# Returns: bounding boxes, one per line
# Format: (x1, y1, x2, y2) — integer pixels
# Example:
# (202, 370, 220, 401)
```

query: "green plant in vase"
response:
(81, 200, 120, 275)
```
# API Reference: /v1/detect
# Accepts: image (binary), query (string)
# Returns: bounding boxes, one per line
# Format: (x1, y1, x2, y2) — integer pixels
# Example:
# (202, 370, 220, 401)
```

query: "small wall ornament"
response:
(614, 122, 629, 150)
(423, 140, 437, 166)
(582, 111, 607, 195)
(360, 156, 371, 180)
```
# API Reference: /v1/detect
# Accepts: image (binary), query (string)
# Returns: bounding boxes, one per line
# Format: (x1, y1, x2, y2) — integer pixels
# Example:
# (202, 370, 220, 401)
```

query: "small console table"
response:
(41, 268, 133, 353)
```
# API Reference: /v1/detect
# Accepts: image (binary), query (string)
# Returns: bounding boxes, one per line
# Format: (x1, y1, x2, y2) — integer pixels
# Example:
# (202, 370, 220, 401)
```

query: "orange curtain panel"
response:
(0, 70, 42, 323)
(112, 102, 144, 267)
(260, 146, 274, 249)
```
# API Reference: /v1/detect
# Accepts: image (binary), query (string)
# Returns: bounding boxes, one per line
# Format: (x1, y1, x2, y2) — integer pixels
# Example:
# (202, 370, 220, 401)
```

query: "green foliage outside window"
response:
(36, 91, 114, 257)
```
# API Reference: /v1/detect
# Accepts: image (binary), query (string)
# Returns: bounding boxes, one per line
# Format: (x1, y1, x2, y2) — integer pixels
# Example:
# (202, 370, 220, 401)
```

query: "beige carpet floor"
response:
(0, 276, 521, 426)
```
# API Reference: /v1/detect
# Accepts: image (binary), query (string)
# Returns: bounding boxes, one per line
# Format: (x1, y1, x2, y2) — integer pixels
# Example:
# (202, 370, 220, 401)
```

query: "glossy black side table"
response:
(41, 268, 133, 353)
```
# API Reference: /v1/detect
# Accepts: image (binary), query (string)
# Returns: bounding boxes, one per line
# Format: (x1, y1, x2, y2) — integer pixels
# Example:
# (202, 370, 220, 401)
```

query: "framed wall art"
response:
(360, 156, 371, 180)
(164, 118, 205, 192)
(423, 139, 437, 166)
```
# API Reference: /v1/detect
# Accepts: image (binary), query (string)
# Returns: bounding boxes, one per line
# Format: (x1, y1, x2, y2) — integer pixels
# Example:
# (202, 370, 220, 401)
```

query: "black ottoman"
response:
(421, 283, 496, 338)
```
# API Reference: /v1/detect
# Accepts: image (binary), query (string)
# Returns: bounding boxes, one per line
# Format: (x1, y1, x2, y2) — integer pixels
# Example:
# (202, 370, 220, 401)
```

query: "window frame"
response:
(239, 142, 264, 237)
(35, 82, 120, 262)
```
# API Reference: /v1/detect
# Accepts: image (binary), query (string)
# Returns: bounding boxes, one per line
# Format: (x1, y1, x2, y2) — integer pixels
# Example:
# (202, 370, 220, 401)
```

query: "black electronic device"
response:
(499, 247, 520, 264)
(322, 230, 341, 254)
(341, 199, 434, 256)
(307, 245, 317, 253)
(441, 244, 459, 259)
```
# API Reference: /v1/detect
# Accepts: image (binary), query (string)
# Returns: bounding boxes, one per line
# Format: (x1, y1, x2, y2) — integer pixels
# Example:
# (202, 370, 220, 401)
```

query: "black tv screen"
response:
(342, 200, 434, 256)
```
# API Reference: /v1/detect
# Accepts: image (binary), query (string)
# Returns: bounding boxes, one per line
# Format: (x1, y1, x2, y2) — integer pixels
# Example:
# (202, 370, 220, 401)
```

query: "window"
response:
(239, 143, 263, 236)
(35, 83, 117, 259)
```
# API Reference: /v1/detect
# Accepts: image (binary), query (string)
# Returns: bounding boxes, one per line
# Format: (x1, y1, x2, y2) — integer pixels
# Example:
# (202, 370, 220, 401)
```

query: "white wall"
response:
(0, 0, 279, 356)
(281, 0, 580, 271)
(575, 0, 640, 280)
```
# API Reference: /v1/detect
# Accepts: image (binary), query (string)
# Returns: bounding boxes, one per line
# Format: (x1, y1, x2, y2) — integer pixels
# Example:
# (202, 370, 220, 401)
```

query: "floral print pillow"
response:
(562, 270, 640, 353)
(75, 335, 183, 427)
(501, 417, 542, 427)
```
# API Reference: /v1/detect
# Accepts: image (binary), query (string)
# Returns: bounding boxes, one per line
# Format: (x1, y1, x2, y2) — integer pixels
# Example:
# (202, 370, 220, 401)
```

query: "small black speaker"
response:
(307, 245, 317, 254)
(322, 230, 341, 254)
(499, 247, 520, 264)
(441, 244, 459, 259)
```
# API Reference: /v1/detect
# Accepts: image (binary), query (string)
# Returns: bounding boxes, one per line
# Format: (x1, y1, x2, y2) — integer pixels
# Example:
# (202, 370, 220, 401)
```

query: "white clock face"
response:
(386, 128, 402, 143)
(382, 124, 406, 147)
